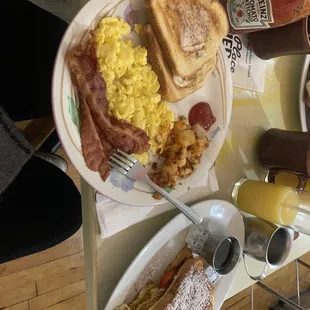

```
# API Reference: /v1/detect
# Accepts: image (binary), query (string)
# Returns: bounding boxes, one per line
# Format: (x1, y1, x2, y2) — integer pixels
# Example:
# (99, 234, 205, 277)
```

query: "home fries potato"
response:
(152, 118, 208, 199)
(94, 17, 174, 164)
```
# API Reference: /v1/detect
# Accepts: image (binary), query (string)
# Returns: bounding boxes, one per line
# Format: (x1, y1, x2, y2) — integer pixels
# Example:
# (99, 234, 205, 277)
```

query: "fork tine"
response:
(110, 156, 130, 171)
(109, 161, 128, 175)
(116, 149, 137, 163)
(112, 153, 133, 167)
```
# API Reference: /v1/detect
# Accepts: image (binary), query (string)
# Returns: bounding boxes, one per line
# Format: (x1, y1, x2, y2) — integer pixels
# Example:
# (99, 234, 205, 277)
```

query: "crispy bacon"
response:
(67, 46, 150, 181)
(99, 162, 112, 181)
(95, 123, 112, 153)
(79, 93, 111, 179)
(68, 49, 150, 155)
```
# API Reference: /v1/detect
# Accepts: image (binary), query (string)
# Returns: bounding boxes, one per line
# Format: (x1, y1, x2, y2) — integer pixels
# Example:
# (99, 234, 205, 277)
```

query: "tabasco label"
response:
(227, 0, 274, 30)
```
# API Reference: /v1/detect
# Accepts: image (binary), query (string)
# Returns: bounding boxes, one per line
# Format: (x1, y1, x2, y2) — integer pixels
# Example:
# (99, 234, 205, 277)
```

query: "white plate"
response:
(299, 55, 310, 132)
(52, 0, 233, 206)
(104, 200, 245, 310)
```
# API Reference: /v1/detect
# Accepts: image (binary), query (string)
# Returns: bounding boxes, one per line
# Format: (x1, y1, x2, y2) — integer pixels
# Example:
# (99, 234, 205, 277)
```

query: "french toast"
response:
(129, 282, 165, 310)
(114, 248, 214, 310)
(145, 0, 228, 78)
(144, 24, 216, 102)
(165, 247, 193, 272)
(148, 258, 214, 310)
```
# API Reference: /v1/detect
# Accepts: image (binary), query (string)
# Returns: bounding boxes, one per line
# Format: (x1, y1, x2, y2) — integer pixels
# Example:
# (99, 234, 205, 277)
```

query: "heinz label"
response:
(227, 0, 274, 30)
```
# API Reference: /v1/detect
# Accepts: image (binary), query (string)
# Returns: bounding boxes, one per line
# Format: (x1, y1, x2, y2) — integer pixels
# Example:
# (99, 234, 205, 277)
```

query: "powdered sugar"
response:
(165, 266, 213, 310)
(125, 241, 174, 303)
(177, 4, 210, 55)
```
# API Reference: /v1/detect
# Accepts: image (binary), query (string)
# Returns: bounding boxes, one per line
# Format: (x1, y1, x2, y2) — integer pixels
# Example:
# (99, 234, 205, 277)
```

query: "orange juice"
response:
(275, 173, 310, 191)
(233, 179, 299, 226)
(275, 173, 310, 212)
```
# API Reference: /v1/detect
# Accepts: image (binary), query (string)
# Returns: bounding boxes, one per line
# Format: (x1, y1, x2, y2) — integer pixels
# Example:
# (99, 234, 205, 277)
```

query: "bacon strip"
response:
(79, 93, 111, 179)
(68, 49, 150, 155)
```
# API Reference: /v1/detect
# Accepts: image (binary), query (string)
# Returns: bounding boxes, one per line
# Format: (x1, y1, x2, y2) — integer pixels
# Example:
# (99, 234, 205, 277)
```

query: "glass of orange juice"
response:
(232, 178, 310, 235)
(272, 172, 310, 192)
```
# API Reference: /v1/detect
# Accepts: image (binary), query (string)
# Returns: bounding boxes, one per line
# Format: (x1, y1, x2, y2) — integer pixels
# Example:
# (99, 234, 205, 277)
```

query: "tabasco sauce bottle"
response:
(220, 0, 310, 34)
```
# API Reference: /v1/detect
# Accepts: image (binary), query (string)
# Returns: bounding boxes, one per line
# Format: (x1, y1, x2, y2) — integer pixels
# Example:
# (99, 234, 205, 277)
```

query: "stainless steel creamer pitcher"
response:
(243, 216, 294, 281)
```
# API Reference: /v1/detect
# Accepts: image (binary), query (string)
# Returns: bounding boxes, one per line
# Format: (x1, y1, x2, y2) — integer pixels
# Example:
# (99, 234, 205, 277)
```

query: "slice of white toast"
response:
(143, 24, 216, 103)
(145, 0, 228, 78)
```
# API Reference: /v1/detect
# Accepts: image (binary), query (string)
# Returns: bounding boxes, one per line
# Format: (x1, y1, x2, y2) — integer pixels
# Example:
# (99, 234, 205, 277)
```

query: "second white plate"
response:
(104, 200, 245, 310)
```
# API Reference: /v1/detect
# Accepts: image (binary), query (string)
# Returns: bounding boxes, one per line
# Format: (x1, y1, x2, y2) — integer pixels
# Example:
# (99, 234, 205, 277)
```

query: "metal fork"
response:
(109, 149, 203, 225)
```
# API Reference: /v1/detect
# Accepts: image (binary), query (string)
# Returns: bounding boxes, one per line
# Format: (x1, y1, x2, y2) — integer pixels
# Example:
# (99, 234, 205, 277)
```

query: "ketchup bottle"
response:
(220, 0, 310, 34)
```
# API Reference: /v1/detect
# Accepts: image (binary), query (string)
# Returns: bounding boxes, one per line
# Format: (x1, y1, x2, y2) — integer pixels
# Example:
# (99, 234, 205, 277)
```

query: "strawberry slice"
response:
(159, 270, 177, 289)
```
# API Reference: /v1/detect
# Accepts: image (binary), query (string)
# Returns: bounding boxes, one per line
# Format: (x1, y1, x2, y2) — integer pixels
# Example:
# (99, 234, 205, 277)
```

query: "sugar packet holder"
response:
(185, 225, 221, 284)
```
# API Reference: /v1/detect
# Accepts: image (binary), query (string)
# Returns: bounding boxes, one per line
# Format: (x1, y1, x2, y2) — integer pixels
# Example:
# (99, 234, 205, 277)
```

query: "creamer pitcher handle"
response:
(265, 168, 307, 191)
(243, 254, 269, 281)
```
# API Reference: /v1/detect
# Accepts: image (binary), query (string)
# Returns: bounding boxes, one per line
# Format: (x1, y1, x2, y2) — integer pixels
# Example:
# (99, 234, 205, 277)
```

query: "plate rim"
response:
(51, 0, 233, 206)
(104, 199, 245, 310)
(299, 55, 310, 132)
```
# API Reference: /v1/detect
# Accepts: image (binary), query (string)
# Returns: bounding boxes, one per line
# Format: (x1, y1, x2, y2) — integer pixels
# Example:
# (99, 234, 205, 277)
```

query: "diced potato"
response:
(151, 117, 209, 190)
(179, 167, 193, 177)
(164, 143, 182, 154)
(162, 162, 179, 176)
(153, 192, 163, 200)
(175, 130, 196, 147)
(188, 156, 201, 169)
(178, 147, 187, 160)
(172, 121, 187, 134)
(175, 158, 186, 167)
(190, 136, 208, 155)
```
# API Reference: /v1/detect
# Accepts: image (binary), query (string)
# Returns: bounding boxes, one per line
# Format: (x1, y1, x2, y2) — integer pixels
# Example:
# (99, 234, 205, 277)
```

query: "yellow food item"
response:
(162, 120, 208, 183)
(152, 119, 208, 197)
(134, 23, 144, 35)
(236, 180, 298, 226)
(94, 17, 174, 164)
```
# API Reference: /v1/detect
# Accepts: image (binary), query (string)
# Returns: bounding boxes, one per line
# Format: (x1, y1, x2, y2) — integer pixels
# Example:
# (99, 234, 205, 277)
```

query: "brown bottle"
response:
(220, 0, 310, 34)
(257, 128, 310, 177)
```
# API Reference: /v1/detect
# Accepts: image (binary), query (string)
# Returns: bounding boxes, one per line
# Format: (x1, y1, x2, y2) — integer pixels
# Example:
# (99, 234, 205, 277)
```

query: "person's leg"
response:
(0, 3, 80, 263)
(1, 1, 67, 121)
(0, 156, 82, 263)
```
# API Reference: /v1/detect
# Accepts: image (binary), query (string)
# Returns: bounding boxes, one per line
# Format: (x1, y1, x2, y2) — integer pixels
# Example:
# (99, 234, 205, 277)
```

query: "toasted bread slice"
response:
(144, 24, 216, 102)
(145, 0, 228, 78)
(149, 258, 214, 310)
(135, 295, 162, 310)
(165, 246, 193, 272)
(129, 282, 165, 310)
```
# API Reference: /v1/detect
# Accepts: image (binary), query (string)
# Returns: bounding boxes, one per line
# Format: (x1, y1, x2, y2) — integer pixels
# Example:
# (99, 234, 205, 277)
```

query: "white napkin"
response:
(223, 33, 266, 93)
(95, 167, 219, 239)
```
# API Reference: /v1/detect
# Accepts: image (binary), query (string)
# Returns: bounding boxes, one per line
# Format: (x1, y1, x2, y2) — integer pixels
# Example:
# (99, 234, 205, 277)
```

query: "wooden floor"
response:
(1, 120, 85, 310)
(0, 227, 85, 310)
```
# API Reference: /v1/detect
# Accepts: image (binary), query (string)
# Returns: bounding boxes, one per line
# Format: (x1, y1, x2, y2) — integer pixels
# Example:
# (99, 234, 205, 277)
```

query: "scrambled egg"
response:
(134, 23, 144, 35)
(94, 17, 174, 164)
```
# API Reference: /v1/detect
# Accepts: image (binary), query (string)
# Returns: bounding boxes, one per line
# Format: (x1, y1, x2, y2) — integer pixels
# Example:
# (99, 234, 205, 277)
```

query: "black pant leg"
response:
(0, 156, 82, 263)
(1, 1, 67, 121)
